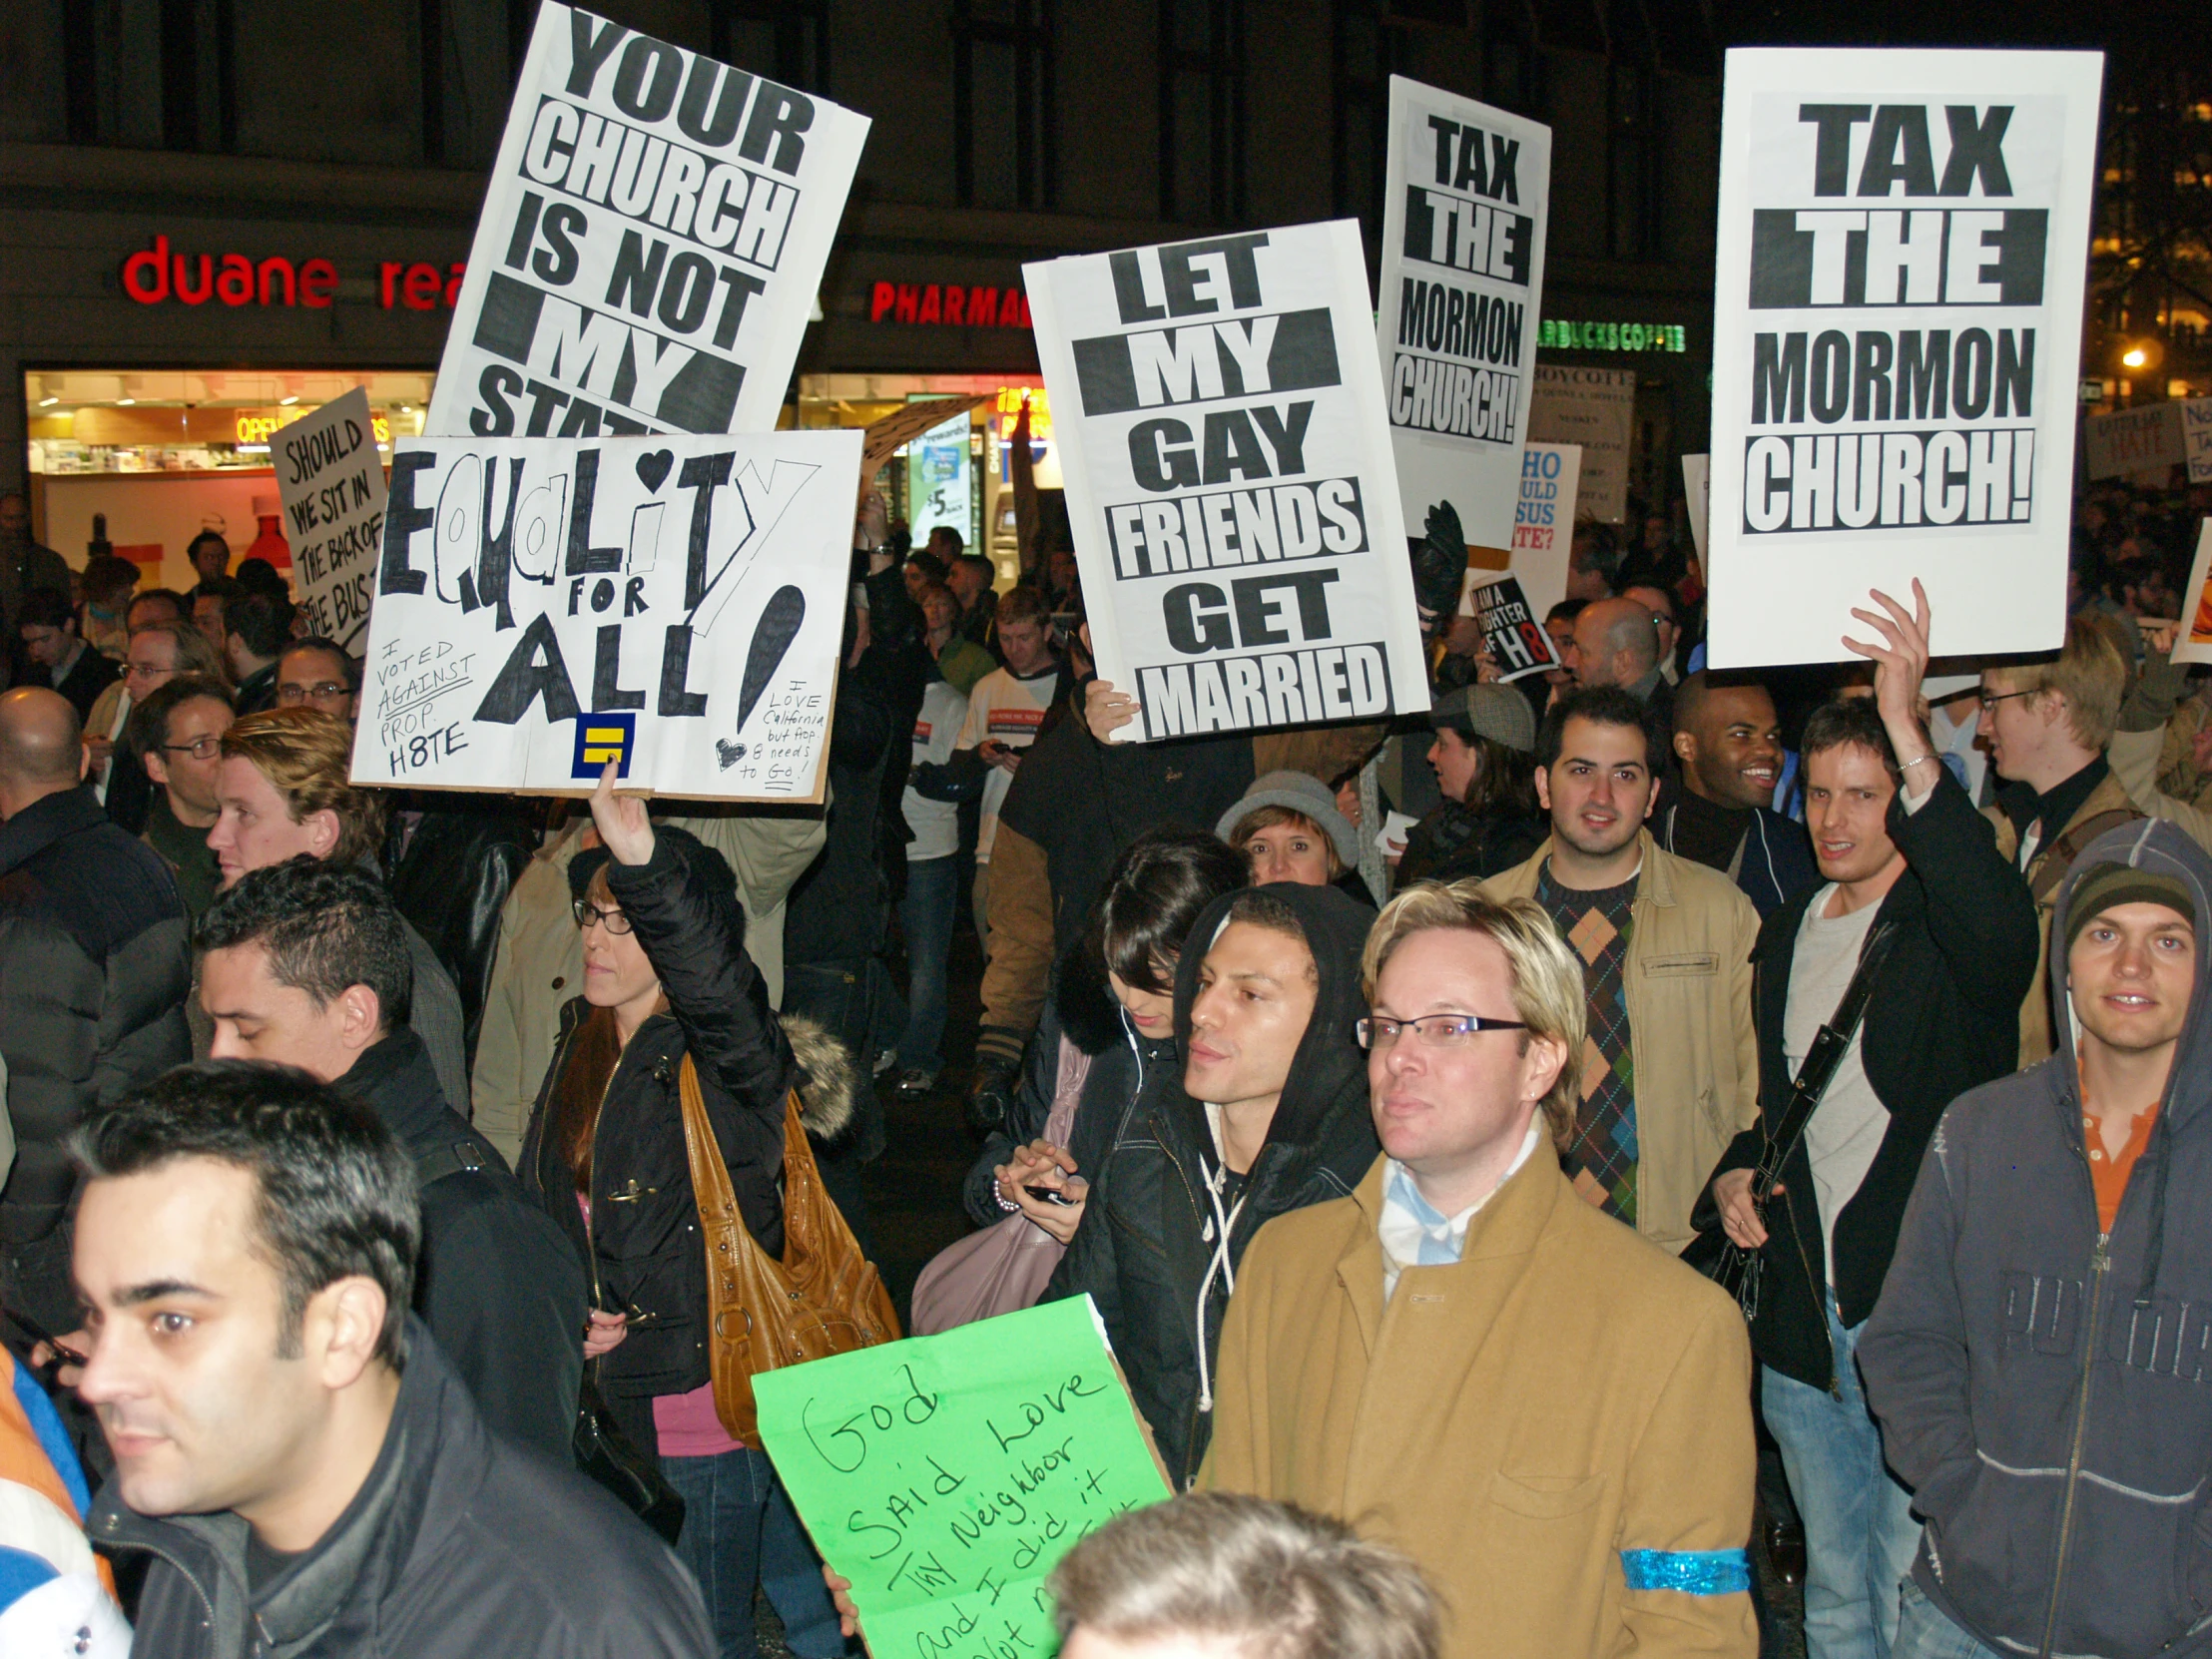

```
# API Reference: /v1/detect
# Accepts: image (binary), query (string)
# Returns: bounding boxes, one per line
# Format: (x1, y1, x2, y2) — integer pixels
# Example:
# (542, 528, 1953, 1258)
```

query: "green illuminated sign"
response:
(1539, 319, 1687, 352)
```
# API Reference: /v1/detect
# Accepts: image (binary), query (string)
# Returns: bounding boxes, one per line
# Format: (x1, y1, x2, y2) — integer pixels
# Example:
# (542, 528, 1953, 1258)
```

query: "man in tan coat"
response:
(1478, 685, 1760, 1252)
(1202, 881, 1756, 1659)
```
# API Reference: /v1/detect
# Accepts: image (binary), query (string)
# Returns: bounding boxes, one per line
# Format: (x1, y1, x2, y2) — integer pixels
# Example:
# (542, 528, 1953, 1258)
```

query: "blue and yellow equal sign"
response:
(571, 712, 638, 780)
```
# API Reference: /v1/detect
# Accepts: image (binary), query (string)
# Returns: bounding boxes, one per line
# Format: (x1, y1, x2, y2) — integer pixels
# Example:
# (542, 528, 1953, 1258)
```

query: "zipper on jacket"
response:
(2036, 1228, 2111, 1659)
(101, 1529, 220, 1648)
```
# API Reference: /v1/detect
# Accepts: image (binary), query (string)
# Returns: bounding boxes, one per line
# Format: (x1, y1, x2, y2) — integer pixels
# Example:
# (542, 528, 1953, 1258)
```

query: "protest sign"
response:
(1509, 439, 1580, 621)
(425, 3, 868, 439)
(1025, 221, 1427, 743)
(2085, 401, 2185, 482)
(2177, 519, 2212, 666)
(1683, 453, 1711, 566)
(273, 389, 388, 654)
(1377, 75, 1551, 553)
(1706, 48, 2103, 668)
(2187, 399, 2212, 486)
(860, 393, 995, 484)
(1527, 366, 1634, 523)
(349, 430, 859, 800)
(1466, 574, 1560, 682)
(755, 1297, 1171, 1659)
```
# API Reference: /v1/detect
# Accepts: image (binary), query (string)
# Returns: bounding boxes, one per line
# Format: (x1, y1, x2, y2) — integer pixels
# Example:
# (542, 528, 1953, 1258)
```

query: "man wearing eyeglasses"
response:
(1976, 613, 2140, 1064)
(129, 673, 234, 920)
(276, 636, 359, 725)
(1202, 881, 1758, 1659)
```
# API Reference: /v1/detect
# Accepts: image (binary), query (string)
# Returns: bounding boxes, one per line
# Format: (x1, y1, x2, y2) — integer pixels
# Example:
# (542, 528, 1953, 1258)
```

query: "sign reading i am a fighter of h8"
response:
(1378, 75, 1551, 554)
(1705, 49, 2103, 670)
(426, 2, 868, 440)
(1025, 221, 1428, 743)
(348, 430, 859, 802)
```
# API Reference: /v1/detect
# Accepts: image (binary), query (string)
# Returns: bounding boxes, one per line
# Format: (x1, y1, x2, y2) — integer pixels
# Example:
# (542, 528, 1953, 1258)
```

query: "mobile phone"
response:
(1023, 1184, 1078, 1207)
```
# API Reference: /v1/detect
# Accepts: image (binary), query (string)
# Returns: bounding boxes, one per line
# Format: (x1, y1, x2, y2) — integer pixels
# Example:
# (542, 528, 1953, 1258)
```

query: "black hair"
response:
(1220, 888, 1319, 980)
(70, 1060, 419, 1367)
(195, 854, 414, 1028)
(1571, 522, 1622, 591)
(83, 553, 142, 604)
(227, 591, 294, 660)
(281, 635, 360, 692)
(235, 558, 287, 598)
(1535, 684, 1657, 771)
(1094, 830, 1250, 995)
(930, 525, 966, 557)
(954, 551, 994, 580)
(126, 672, 234, 763)
(186, 530, 232, 573)
(130, 587, 187, 620)
(194, 575, 242, 604)
(904, 549, 949, 584)
(17, 589, 75, 631)
(1545, 597, 1589, 626)
(1800, 696, 1900, 779)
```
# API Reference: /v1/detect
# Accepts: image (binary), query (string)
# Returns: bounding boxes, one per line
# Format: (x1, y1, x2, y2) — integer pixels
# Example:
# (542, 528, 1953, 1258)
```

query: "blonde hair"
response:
(1998, 613, 2129, 752)
(219, 707, 385, 866)
(1362, 881, 1587, 1149)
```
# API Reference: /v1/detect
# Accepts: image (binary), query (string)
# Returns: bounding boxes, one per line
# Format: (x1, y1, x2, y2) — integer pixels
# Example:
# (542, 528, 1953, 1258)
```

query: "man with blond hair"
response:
(1202, 881, 1757, 1659)
(1977, 611, 2140, 1063)
(208, 707, 467, 1110)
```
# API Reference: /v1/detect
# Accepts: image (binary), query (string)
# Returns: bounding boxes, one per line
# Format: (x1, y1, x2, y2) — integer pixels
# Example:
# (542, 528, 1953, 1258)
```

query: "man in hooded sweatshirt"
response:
(1861, 816, 2212, 1659)
(1043, 881, 1381, 1488)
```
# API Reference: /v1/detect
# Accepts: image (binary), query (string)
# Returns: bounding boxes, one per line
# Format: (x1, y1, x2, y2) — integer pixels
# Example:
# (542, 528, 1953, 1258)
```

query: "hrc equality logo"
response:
(572, 713, 637, 781)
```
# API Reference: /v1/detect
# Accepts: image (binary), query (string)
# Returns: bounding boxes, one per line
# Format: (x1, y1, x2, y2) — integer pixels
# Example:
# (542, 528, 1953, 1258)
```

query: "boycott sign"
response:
(1466, 574, 1559, 682)
(1378, 76, 1550, 552)
(1707, 48, 2103, 668)
(349, 430, 859, 799)
(755, 1298, 1170, 1659)
(1527, 366, 1634, 524)
(2084, 401, 2186, 481)
(1025, 221, 1427, 743)
(426, 4, 867, 439)
(274, 389, 387, 654)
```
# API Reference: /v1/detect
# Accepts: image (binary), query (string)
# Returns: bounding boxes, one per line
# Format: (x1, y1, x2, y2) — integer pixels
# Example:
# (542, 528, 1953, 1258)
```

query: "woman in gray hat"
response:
(1217, 771, 1374, 904)
(1393, 684, 1547, 889)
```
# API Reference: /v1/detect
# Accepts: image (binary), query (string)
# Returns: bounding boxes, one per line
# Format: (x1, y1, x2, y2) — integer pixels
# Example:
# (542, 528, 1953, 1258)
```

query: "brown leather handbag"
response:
(677, 1055, 901, 1442)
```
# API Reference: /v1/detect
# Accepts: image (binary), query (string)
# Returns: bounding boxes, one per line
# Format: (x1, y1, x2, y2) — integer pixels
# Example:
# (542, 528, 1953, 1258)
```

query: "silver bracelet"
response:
(1901, 754, 1939, 773)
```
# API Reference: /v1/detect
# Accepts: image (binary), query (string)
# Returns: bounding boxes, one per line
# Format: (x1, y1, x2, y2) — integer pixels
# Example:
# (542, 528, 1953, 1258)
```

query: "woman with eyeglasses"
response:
(516, 766, 858, 1659)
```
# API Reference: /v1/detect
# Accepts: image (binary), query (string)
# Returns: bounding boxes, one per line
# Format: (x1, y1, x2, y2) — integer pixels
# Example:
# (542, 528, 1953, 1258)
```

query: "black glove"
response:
(966, 1055, 1018, 1137)
(1410, 500, 1467, 634)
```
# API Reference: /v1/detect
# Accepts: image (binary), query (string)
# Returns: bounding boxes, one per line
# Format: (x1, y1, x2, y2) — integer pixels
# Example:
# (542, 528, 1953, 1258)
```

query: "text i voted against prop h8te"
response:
(1704, 49, 2103, 669)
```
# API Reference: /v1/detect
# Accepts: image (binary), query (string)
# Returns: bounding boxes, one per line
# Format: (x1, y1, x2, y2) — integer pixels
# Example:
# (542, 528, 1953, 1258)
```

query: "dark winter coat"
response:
(341, 1026, 587, 1463)
(1703, 768, 2036, 1388)
(0, 786, 189, 1247)
(384, 800, 539, 1069)
(92, 1316, 713, 1659)
(1044, 881, 1382, 1487)
(1393, 801, 1546, 890)
(1861, 820, 2212, 1659)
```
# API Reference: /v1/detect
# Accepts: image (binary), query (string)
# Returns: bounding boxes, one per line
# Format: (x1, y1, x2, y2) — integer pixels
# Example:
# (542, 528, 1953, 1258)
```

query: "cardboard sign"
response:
(1025, 221, 1427, 743)
(1378, 75, 1551, 553)
(1467, 573, 1560, 682)
(1683, 452, 1712, 566)
(426, 3, 868, 439)
(2177, 519, 2212, 666)
(860, 393, 995, 484)
(1706, 48, 2103, 669)
(349, 430, 859, 799)
(2181, 400, 2212, 486)
(1527, 365, 1634, 524)
(754, 1298, 1171, 1659)
(2085, 402, 2185, 482)
(273, 389, 388, 654)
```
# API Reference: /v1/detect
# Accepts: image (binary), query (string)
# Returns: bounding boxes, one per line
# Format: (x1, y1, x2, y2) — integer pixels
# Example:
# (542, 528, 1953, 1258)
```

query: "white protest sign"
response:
(2186, 399, 2212, 485)
(351, 431, 860, 800)
(1509, 439, 1580, 622)
(1378, 75, 1550, 552)
(1527, 366, 1635, 523)
(274, 389, 387, 654)
(1025, 221, 1428, 742)
(1682, 453, 1711, 566)
(2176, 519, 2212, 667)
(1706, 49, 2103, 669)
(426, 3, 868, 439)
(2085, 402, 2184, 481)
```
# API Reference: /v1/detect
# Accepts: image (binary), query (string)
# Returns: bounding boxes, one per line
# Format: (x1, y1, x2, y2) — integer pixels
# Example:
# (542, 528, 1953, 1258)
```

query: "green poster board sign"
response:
(754, 1297, 1171, 1658)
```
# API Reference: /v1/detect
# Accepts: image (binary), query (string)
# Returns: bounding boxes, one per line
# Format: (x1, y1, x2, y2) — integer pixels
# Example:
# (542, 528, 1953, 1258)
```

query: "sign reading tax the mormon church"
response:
(1025, 221, 1428, 743)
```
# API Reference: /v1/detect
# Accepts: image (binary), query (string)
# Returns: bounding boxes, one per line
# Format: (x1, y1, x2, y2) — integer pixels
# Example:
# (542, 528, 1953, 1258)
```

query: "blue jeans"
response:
(1890, 1581, 2006, 1659)
(896, 853, 960, 1074)
(660, 1446, 852, 1659)
(1762, 1296, 1924, 1659)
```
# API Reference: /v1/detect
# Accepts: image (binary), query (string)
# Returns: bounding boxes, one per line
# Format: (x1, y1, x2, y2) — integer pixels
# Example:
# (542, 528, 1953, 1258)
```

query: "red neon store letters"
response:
(120, 237, 462, 310)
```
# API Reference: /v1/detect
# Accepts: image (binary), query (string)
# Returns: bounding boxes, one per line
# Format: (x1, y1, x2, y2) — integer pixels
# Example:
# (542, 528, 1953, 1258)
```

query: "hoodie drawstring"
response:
(1193, 1155, 1248, 1416)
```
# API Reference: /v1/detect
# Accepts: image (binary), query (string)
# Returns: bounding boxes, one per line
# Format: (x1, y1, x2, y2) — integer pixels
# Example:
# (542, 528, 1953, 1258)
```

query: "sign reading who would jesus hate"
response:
(1026, 222, 1428, 743)
(1705, 49, 2102, 668)
(426, 3, 868, 439)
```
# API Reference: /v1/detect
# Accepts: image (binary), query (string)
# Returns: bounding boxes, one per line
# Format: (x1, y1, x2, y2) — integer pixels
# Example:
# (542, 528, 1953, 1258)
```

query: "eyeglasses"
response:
(573, 898, 634, 935)
(1976, 688, 2035, 712)
(1356, 1012, 1528, 1050)
(278, 682, 350, 705)
(160, 736, 223, 761)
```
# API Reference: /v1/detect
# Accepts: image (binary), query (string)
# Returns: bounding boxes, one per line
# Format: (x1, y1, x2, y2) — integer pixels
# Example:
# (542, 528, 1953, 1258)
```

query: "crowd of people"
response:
(0, 467, 2209, 1659)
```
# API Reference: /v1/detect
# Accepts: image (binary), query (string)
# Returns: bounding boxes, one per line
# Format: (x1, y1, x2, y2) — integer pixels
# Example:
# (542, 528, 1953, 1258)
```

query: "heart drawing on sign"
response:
(635, 450, 674, 493)
(735, 586, 807, 737)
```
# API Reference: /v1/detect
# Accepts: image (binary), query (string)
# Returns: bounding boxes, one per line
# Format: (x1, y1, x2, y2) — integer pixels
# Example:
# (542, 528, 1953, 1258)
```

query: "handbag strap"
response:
(679, 1051, 826, 1260)
(1752, 917, 1899, 1204)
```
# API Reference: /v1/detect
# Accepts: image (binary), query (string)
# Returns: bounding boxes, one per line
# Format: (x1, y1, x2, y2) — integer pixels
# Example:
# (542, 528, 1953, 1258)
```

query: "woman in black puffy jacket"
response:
(518, 769, 856, 1659)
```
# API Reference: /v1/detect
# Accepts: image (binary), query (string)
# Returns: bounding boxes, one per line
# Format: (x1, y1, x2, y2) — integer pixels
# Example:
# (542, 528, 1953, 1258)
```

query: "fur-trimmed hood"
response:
(783, 1011, 858, 1141)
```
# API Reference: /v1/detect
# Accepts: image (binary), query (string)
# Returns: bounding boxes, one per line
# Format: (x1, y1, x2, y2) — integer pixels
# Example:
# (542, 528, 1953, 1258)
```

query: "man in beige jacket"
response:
(1202, 881, 1756, 1659)
(1477, 685, 1760, 1252)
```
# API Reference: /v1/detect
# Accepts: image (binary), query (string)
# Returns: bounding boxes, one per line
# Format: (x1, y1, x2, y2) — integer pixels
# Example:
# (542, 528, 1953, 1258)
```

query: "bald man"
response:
(1569, 597, 1674, 739)
(0, 687, 190, 1334)
(1660, 674, 1818, 916)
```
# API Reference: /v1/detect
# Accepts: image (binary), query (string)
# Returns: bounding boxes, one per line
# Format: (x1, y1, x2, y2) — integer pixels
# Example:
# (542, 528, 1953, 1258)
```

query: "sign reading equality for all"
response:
(273, 388, 388, 654)
(426, 3, 868, 439)
(1025, 221, 1429, 742)
(754, 1298, 1172, 1659)
(1706, 48, 2103, 668)
(1377, 75, 1551, 553)
(348, 430, 859, 800)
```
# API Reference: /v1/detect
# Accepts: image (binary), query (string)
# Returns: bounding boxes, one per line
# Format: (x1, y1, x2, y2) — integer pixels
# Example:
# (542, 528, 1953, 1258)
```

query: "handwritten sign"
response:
(754, 1298, 1171, 1659)
(274, 388, 387, 653)
(348, 430, 858, 800)
(2184, 398, 2212, 486)
(2086, 401, 2184, 482)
